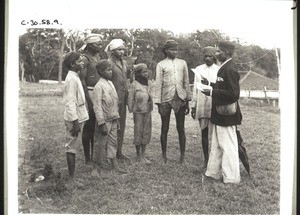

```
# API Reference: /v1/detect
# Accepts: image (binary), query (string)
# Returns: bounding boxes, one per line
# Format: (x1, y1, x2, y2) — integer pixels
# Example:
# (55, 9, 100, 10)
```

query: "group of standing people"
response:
(62, 33, 243, 187)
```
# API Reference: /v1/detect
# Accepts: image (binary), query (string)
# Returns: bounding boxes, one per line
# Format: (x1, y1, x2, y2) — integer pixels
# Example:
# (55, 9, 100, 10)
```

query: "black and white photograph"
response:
(5, 0, 297, 214)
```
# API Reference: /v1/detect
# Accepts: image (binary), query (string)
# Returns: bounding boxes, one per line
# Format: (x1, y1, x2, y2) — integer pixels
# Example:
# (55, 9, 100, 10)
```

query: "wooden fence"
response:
(240, 90, 279, 99)
(189, 84, 279, 107)
(240, 90, 279, 107)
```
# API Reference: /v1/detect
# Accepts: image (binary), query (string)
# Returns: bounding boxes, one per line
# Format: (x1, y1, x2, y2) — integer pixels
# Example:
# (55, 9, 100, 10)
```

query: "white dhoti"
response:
(199, 118, 213, 140)
(205, 124, 240, 184)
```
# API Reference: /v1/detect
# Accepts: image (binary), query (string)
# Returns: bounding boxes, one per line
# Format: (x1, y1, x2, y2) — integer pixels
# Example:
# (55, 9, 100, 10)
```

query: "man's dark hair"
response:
(96, 59, 111, 76)
(224, 49, 234, 57)
(63, 52, 81, 70)
(218, 41, 235, 57)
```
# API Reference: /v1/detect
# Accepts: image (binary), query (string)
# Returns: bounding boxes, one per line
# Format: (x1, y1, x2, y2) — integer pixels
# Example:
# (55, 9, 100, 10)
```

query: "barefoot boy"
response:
(63, 52, 89, 185)
(92, 59, 128, 176)
(128, 63, 153, 164)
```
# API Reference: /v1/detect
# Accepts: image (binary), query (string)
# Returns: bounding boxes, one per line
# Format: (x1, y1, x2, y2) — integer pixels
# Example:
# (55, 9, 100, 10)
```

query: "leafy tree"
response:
(58, 29, 87, 82)
(250, 45, 278, 79)
(57, 29, 65, 83)
(19, 29, 61, 81)
(191, 29, 223, 49)
(19, 37, 36, 82)
(133, 29, 173, 79)
(19, 28, 279, 83)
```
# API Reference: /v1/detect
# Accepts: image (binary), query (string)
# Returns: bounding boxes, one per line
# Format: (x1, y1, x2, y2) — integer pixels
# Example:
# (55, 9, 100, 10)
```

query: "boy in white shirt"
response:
(63, 52, 89, 186)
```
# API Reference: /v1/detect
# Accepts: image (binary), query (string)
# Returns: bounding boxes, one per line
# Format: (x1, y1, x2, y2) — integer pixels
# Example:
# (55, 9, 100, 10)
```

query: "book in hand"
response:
(191, 68, 212, 91)
(194, 82, 212, 92)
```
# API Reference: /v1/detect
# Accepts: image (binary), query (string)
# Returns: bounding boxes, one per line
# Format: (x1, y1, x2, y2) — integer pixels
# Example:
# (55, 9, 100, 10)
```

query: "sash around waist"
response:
(87, 86, 94, 91)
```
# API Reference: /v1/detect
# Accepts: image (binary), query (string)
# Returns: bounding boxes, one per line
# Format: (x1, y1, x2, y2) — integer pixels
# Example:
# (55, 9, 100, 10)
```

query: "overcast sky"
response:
(14, 0, 294, 49)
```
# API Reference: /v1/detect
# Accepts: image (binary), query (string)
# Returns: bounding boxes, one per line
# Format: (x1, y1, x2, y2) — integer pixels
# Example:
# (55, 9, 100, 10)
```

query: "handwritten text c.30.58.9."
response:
(21, 19, 62, 26)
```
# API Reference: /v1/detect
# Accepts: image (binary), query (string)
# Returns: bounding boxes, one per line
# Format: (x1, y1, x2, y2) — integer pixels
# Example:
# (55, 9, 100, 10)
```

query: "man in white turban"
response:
(79, 34, 102, 52)
(105, 39, 125, 57)
(106, 39, 132, 160)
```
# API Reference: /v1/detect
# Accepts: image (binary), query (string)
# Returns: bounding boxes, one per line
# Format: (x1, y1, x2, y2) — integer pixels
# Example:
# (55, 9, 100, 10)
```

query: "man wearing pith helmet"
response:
(79, 34, 103, 165)
(105, 39, 133, 160)
(201, 41, 243, 184)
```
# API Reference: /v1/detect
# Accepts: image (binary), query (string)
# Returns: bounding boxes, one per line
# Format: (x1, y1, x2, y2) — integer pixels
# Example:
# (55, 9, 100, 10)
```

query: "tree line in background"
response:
(19, 28, 280, 83)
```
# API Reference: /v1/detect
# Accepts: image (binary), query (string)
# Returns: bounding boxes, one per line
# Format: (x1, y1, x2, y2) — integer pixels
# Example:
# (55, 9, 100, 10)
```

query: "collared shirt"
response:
(154, 58, 191, 104)
(93, 78, 120, 125)
(206, 58, 232, 97)
(191, 63, 219, 119)
(219, 58, 232, 69)
(63, 71, 89, 123)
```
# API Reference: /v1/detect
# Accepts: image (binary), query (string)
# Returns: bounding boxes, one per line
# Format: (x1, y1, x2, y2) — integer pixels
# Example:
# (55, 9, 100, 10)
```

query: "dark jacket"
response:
(82, 53, 101, 87)
(211, 59, 242, 126)
(108, 56, 130, 105)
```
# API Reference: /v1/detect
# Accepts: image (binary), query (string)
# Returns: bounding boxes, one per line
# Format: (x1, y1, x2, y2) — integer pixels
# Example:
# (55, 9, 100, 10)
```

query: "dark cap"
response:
(162, 39, 179, 52)
(218, 41, 235, 51)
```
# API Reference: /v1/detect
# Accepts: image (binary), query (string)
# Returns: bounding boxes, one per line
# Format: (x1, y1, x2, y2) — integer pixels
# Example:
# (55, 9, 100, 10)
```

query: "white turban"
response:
(78, 34, 101, 51)
(105, 39, 125, 55)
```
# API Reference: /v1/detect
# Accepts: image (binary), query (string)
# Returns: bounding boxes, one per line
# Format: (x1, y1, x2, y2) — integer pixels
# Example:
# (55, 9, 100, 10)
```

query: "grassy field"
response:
(18, 82, 280, 214)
